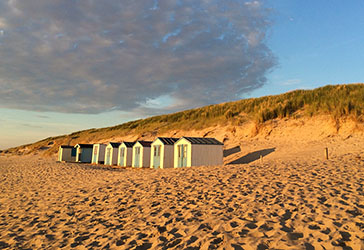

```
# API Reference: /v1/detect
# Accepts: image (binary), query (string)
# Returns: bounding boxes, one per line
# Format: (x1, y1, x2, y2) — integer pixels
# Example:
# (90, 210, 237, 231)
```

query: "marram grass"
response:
(106, 83, 364, 133)
(5, 83, 364, 153)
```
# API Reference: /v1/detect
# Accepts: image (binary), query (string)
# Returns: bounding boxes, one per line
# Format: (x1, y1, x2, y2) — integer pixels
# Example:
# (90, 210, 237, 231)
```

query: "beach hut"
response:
(58, 145, 76, 162)
(132, 141, 152, 168)
(75, 144, 93, 163)
(91, 144, 106, 164)
(174, 137, 224, 168)
(150, 137, 179, 169)
(104, 142, 121, 165)
(118, 142, 135, 167)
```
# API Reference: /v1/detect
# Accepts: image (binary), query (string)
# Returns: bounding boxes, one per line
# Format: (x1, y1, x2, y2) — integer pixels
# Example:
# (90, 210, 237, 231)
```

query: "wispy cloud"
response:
(280, 79, 302, 86)
(0, 0, 276, 114)
(20, 123, 43, 129)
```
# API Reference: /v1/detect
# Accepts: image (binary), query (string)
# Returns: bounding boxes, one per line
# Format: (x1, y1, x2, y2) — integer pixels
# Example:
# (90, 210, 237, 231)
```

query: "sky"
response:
(0, 0, 364, 150)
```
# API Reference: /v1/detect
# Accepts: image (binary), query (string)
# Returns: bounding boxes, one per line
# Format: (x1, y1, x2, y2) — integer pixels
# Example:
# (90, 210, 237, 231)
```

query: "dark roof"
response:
(136, 141, 152, 147)
(122, 141, 135, 148)
(109, 142, 121, 148)
(157, 137, 179, 145)
(182, 137, 224, 145)
(60, 145, 74, 148)
(75, 144, 94, 148)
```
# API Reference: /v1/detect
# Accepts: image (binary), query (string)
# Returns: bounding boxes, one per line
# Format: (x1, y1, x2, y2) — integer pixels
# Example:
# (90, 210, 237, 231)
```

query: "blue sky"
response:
(250, 0, 364, 97)
(1, 0, 364, 149)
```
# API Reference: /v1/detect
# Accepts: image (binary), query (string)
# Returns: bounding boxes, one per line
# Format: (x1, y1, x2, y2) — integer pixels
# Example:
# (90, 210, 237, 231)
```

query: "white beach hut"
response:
(104, 142, 121, 165)
(150, 137, 179, 169)
(174, 137, 223, 168)
(92, 144, 106, 164)
(118, 142, 135, 167)
(132, 141, 152, 168)
(58, 145, 76, 162)
(75, 144, 93, 163)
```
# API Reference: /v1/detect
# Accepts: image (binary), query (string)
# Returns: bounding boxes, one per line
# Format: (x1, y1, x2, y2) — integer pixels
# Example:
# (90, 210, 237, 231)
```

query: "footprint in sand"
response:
(208, 237, 223, 249)
(134, 242, 152, 250)
(245, 222, 258, 229)
(0, 241, 10, 248)
(287, 232, 304, 241)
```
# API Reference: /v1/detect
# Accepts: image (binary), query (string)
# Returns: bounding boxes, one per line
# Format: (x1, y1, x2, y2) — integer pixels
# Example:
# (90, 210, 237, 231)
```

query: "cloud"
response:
(20, 123, 43, 129)
(0, 18, 6, 29)
(0, 0, 276, 114)
(280, 79, 302, 86)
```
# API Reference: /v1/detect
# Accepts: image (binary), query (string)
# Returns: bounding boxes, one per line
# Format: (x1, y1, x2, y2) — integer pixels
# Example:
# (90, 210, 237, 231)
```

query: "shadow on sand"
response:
(223, 146, 241, 157)
(228, 148, 276, 165)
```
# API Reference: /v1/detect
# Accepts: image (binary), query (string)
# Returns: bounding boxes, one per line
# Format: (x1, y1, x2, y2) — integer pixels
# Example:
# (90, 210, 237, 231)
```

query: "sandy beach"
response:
(0, 146, 363, 249)
(1, 0, 364, 248)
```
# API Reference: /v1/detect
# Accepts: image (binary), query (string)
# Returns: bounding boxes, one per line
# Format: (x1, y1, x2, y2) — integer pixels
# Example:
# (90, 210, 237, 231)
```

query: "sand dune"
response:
(0, 147, 363, 249)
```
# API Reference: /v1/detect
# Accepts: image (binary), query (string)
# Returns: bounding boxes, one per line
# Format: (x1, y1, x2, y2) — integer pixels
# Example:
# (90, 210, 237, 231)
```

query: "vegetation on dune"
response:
(3, 83, 364, 154)
(104, 83, 364, 132)
(251, 84, 364, 122)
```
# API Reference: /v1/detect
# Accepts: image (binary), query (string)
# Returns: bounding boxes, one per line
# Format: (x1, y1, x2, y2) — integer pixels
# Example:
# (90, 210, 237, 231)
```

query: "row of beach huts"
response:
(58, 137, 224, 169)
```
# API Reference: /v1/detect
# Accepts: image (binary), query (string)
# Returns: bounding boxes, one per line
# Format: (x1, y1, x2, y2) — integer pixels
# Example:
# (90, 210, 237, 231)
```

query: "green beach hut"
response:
(58, 145, 76, 162)
(174, 137, 223, 168)
(118, 142, 135, 167)
(132, 141, 152, 168)
(150, 137, 179, 169)
(92, 144, 106, 164)
(104, 142, 121, 165)
(75, 144, 93, 163)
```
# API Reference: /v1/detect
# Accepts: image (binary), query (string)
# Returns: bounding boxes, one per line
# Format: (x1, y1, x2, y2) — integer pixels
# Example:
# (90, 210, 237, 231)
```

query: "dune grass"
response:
(103, 83, 364, 133)
(4, 83, 364, 154)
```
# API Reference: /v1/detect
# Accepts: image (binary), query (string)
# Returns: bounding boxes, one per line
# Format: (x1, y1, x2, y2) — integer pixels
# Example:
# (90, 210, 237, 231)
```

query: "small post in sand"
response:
(260, 154, 263, 164)
(325, 147, 329, 160)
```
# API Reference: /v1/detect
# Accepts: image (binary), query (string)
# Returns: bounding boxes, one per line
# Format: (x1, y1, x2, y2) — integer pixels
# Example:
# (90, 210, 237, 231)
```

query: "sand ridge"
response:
(0, 152, 363, 249)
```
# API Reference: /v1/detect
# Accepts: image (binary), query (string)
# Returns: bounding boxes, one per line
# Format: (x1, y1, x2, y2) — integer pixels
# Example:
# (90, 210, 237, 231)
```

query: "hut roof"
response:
(60, 145, 74, 148)
(182, 137, 224, 145)
(156, 137, 179, 145)
(109, 142, 121, 148)
(122, 142, 135, 148)
(137, 141, 152, 147)
(75, 144, 93, 148)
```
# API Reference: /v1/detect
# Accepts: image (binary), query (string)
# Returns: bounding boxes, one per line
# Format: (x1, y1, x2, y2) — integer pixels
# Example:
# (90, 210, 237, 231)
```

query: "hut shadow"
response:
(228, 148, 276, 165)
(223, 146, 241, 157)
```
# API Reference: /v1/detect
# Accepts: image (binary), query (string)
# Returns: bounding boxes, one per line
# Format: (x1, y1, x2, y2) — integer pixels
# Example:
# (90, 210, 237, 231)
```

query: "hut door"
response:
(106, 148, 111, 165)
(59, 149, 62, 161)
(178, 145, 188, 167)
(153, 145, 161, 169)
(92, 146, 98, 163)
(134, 147, 140, 167)
(71, 148, 76, 159)
(120, 148, 125, 166)
(78, 148, 82, 162)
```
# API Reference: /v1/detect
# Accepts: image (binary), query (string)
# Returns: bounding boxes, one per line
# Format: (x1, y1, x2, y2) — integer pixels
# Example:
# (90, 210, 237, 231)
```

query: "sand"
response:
(0, 146, 363, 249)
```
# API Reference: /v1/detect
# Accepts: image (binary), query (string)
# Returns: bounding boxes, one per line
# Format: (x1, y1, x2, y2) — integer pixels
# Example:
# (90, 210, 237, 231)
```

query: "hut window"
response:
(178, 145, 187, 158)
(154, 146, 161, 156)
(71, 148, 76, 157)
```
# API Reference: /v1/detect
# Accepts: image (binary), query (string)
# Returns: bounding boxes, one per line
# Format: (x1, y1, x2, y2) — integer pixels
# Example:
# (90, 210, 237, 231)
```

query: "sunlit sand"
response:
(0, 135, 363, 249)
